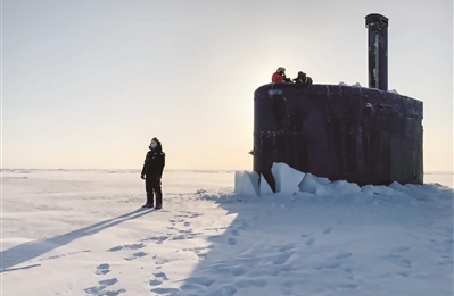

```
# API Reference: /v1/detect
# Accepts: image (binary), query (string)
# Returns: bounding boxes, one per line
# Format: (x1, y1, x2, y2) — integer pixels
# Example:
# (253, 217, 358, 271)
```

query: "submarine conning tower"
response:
(252, 14, 423, 189)
(365, 13, 389, 91)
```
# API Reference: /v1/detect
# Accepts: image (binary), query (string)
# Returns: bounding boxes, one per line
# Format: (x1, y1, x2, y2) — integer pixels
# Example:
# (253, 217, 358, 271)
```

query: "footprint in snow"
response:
(231, 267, 248, 277)
(174, 214, 190, 219)
(228, 237, 238, 245)
(301, 232, 313, 238)
(182, 245, 215, 259)
(148, 272, 180, 295)
(95, 263, 110, 275)
(272, 251, 293, 265)
(179, 229, 192, 234)
(99, 278, 118, 286)
(175, 211, 200, 219)
(231, 229, 239, 236)
(124, 252, 148, 261)
(306, 238, 316, 245)
(184, 277, 216, 287)
(143, 235, 168, 244)
(379, 253, 412, 268)
(396, 246, 411, 252)
(84, 278, 126, 295)
(150, 287, 181, 295)
(154, 271, 169, 280)
(148, 279, 162, 287)
(108, 243, 144, 252)
(335, 252, 353, 260)
(397, 271, 410, 277)
(279, 244, 295, 252)
(322, 227, 333, 234)
(148, 271, 168, 286)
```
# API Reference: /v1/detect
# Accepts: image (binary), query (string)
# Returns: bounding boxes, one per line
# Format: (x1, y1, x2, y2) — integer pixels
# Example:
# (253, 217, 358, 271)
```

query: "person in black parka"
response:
(141, 137, 165, 209)
(293, 71, 313, 85)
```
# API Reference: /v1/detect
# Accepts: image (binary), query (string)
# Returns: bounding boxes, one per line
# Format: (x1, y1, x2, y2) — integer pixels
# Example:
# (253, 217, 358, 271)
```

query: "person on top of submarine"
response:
(293, 71, 313, 85)
(272, 67, 292, 83)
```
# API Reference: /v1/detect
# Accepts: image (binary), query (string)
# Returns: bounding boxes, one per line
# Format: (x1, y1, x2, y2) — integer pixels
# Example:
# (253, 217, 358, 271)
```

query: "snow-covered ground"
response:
(1, 167, 453, 296)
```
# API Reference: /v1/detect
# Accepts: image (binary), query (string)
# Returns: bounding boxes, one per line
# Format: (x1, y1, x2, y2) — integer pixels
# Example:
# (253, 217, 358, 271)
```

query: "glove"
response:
(141, 174, 146, 180)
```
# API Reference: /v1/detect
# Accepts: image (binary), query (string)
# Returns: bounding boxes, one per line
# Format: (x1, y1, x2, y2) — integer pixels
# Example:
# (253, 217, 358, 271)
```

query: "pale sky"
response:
(3, 0, 453, 171)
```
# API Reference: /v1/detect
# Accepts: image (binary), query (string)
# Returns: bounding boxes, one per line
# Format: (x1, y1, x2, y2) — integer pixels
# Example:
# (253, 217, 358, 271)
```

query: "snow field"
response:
(1, 167, 453, 295)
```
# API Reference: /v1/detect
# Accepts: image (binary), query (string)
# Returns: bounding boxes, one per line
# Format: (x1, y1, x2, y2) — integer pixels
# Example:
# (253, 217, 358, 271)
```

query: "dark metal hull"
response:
(253, 84, 423, 187)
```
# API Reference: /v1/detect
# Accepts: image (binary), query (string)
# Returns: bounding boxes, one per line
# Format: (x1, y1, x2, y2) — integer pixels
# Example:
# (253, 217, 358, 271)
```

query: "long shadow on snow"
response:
(177, 186, 454, 296)
(1, 208, 153, 272)
(177, 193, 298, 296)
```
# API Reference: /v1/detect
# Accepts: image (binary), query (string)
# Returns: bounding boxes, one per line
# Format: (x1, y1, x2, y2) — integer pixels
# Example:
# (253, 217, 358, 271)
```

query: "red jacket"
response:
(272, 71, 284, 83)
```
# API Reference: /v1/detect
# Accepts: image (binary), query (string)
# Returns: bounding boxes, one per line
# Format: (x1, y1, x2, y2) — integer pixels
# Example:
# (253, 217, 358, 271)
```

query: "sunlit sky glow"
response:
(3, 0, 453, 171)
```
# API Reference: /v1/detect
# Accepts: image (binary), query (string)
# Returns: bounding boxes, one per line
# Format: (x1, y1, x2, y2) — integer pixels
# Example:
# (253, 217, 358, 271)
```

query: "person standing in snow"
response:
(141, 138, 165, 209)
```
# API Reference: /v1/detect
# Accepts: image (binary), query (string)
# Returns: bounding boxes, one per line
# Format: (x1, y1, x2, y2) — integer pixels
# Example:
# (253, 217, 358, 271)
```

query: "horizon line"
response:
(1, 168, 453, 175)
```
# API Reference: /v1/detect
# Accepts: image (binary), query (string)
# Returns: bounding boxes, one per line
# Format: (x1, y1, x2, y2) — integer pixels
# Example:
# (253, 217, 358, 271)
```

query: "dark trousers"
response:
(145, 177, 163, 206)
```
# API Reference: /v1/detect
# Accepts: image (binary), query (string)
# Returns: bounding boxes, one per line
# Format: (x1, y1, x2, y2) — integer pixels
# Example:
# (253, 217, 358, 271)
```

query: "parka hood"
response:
(149, 137, 163, 152)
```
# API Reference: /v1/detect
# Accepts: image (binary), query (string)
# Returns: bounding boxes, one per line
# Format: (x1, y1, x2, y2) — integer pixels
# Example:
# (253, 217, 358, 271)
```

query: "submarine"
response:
(251, 13, 423, 192)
